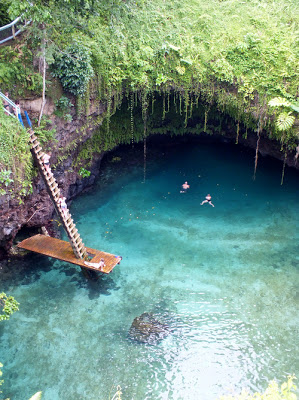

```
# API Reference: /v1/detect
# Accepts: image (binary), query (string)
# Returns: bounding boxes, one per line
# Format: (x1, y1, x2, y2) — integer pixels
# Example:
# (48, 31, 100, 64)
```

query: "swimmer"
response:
(180, 181, 190, 193)
(200, 194, 215, 207)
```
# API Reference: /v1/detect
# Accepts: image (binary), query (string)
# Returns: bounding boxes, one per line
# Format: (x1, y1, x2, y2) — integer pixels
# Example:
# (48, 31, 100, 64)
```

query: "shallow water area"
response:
(1, 138, 298, 400)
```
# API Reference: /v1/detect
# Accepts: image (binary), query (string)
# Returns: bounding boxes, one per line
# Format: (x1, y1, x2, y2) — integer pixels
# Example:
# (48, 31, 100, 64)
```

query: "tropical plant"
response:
(78, 167, 91, 178)
(0, 169, 13, 187)
(268, 96, 299, 184)
(51, 44, 94, 96)
(0, 107, 33, 199)
(0, 0, 11, 25)
(268, 97, 299, 134)
(54, 95, 74, 118)
(0, 292, 19, 321)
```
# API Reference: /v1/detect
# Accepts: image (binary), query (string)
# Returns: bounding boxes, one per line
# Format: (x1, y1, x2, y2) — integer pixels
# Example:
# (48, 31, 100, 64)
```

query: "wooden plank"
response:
(17, 234, 121, 274)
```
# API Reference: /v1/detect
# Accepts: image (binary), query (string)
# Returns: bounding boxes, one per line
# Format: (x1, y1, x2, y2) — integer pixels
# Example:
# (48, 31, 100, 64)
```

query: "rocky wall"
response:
(0, 96, 298, 259)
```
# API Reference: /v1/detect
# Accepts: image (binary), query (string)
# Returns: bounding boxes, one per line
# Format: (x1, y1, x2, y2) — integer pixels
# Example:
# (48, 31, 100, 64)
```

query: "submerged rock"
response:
(129, 312, 169, 345)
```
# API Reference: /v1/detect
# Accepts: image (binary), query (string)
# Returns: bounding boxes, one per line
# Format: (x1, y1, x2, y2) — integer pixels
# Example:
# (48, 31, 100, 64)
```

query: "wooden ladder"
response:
(29, 129, 88, 260)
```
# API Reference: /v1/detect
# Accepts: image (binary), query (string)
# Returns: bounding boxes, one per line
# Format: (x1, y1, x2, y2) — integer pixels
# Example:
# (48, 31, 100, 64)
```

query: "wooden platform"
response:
(17, 234, 121, 274)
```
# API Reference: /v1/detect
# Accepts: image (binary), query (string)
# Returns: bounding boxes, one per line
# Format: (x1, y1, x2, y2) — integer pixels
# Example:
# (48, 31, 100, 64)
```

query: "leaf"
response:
(180, 58, 193, 65)
(290, 104, 299, 113)
(268, 97, 291, 108)
(276, 112, 295, 131)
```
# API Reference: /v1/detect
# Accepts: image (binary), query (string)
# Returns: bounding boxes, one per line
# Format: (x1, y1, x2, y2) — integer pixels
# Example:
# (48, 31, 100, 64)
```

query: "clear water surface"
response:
(1, 138, 298, 400)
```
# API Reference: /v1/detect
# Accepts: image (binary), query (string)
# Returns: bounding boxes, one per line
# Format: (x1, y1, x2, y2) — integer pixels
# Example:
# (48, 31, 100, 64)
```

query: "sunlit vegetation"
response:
(0, 292, 19, 321)
(0, 107, 33, 200)
(0, 0, 298, 196)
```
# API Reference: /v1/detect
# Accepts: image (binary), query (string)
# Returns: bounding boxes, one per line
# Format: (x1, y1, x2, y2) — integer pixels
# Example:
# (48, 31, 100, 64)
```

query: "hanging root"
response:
(253, 118, 261, 180)
(280, 151, 287, 185)
(143, 136, 147, 183)
(130, 92, 134, 145)
(235, 120, 240, 144)
(204, 109, 208, 132)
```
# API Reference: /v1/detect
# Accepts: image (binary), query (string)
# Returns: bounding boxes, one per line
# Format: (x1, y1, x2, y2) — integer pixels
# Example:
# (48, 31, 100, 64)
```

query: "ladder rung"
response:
(74, 238, 82, 246)
(75, 238, 83, 246)
(77, 244, 85, 253)
(69, 228, 78, 235)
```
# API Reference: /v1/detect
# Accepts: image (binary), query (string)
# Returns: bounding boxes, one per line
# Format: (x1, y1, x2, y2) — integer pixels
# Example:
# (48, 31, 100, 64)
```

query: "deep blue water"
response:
(1, 138, 298, 400)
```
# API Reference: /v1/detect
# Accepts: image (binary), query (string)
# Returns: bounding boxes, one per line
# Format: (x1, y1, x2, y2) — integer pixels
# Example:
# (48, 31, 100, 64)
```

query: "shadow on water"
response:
(0, 253, 55, 288)
(68, 268, 121, 299)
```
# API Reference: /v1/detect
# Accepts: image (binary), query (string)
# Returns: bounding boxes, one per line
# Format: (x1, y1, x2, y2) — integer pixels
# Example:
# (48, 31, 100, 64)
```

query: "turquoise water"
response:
(1, 138, 298, 400)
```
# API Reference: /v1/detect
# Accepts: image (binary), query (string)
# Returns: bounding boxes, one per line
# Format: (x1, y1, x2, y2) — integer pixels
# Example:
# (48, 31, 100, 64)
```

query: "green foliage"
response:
(33, 116, 56, 145)
(1, 0, 298, 159)
(0, 0, 11, 25)
(54, 95, 74, 119)
(218, 375, 297, 400)
(0, 107, 33, 199)
(276, 112, 296, 132)
(78, 167, 91, 178)
(0, 292, 19, 321)
(51, 44, 94, 96)
(268, 96, 298, 142)
(0, 169, 13, 187)
(0, 46, 43, 97)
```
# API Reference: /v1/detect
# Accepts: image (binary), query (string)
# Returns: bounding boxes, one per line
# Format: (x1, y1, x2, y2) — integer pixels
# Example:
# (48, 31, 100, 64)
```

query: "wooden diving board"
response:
(17, 234, 121, 274)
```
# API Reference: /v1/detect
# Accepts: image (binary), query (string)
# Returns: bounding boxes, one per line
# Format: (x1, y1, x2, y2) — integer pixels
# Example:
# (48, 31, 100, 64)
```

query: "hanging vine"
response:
(106, 83, 112, 136)
(280, 148, 287, 185)
(235, 120, 240, 144)
(162, 93, 166, 121)
(130, 91, 134, 145)
(253, 116, 262, 180)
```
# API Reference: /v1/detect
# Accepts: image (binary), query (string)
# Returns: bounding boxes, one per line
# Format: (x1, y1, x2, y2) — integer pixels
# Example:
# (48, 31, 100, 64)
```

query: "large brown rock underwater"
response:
(128, 312, 170, 345)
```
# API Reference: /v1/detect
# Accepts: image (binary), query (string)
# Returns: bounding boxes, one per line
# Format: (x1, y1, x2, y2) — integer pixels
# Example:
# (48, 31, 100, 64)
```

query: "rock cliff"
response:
(0, 95, 298, 259)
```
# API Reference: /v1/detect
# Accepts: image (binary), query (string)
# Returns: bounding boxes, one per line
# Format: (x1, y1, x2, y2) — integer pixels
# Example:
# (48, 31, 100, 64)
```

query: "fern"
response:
(268, 97, 291, 108)
(276, 112, 295, 132)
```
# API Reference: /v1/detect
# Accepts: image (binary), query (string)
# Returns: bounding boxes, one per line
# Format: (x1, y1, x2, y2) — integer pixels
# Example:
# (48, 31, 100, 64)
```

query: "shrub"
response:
(51, 44, 94, 96)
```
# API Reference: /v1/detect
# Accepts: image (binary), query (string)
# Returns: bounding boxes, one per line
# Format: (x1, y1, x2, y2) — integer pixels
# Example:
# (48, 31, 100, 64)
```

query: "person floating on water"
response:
(180, 181, 190, 193)
(200, 194, 215, 207)
(84, 258, 106, 271)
